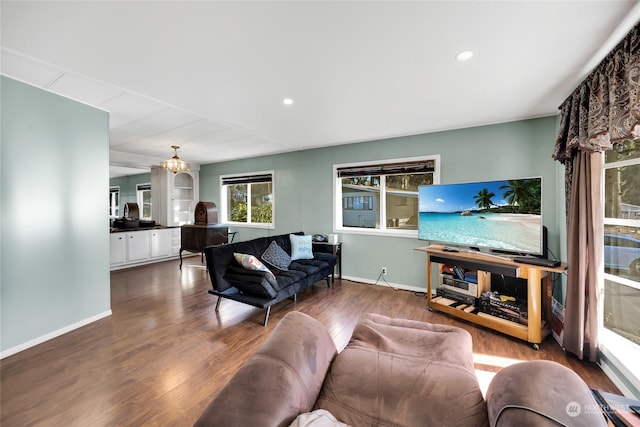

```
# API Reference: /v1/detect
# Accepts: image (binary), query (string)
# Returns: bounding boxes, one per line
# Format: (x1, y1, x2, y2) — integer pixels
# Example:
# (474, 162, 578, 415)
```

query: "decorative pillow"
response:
(289, 409, 350, 427)
(290, 234, 314, 261)
(261, 241, 291, 271)
(233, 253, 277, 283)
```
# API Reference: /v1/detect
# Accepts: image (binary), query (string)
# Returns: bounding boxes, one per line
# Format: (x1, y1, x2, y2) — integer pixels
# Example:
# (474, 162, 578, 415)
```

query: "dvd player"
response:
(512, 256, 561, 268)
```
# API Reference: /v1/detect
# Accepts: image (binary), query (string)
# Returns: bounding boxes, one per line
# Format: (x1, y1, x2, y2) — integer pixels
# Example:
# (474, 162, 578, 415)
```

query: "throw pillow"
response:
(289, 409, 350, 427)
(261, 241, 291, 271)
(233, 253, 277, 283)
(290, 234, 314, 261)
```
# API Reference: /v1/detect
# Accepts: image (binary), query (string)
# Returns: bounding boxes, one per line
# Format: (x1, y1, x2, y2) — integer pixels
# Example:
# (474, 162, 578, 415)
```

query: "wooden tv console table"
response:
(416, 246, 567, 349)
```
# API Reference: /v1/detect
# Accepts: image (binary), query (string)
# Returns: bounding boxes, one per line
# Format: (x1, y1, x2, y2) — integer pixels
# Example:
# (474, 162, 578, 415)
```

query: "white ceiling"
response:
(2, 1, 639, 178)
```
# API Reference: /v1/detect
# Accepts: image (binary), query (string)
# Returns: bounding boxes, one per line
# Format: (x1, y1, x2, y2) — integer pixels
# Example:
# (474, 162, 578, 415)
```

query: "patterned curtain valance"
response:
(553, 21, 640, 164)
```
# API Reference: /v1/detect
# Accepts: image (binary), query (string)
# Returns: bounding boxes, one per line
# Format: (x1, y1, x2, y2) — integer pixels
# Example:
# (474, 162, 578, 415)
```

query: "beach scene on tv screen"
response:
(418, 178, 542, 253)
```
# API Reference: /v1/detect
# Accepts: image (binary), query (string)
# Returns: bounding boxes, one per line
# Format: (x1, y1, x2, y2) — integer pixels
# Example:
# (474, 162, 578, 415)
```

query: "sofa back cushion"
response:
(194, 311, 338, 427)
(315, 313, 488, 427)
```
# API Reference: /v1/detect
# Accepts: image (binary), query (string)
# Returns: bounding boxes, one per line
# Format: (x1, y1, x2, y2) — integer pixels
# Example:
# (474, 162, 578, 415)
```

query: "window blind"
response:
(336, 160, 435, 177)
(221, 173, 273, 185)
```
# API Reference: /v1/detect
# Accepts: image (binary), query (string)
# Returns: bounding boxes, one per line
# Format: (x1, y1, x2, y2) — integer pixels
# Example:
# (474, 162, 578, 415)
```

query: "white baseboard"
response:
(109, 253, 189, 271)
(0, 310, 112, 360)
(340, 275, 427, 294)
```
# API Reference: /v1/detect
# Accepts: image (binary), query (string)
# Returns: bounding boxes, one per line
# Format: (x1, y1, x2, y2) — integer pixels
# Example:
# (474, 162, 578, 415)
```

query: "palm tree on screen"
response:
(500, 179, 540, 213)
(473, 188, 495, 211)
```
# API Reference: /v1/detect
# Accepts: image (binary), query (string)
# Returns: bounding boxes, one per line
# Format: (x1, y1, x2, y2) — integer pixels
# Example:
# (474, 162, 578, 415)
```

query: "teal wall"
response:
(1, 76, 111, 354)
(109, 173, 151, 205)
(200, 116, 562, 290)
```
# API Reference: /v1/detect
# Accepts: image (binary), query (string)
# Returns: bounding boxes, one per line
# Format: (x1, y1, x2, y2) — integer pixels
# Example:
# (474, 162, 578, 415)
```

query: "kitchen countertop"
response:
(110, 225, 178, 233)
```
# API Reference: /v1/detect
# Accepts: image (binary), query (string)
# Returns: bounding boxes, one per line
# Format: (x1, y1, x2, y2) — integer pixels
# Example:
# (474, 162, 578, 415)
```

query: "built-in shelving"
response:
(151, 167, 199, 227)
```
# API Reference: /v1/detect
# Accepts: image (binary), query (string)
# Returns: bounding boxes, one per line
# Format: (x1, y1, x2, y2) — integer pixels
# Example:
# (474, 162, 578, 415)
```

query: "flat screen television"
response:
(418, 177, 544, 256)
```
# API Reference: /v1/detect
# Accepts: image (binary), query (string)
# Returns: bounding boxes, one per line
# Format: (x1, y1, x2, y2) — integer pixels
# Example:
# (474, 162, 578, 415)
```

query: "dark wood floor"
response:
(1, 256, 620, 426)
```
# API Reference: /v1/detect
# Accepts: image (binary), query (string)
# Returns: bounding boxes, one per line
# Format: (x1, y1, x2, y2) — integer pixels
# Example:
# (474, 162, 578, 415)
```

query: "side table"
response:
(312, 242, 342, 281)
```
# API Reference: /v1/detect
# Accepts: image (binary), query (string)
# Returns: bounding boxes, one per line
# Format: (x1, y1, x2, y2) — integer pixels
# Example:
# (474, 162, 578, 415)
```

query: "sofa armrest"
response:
(485, 360, 607, 427)
(194, 311, 338, 427)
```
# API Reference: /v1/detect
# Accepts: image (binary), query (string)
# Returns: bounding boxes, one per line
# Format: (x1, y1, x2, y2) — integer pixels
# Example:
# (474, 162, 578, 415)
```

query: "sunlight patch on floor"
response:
(473, 353, 523, 396)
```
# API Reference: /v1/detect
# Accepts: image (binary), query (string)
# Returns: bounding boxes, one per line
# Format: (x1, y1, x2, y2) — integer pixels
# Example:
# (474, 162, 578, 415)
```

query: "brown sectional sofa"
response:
(195, 312, 607, 427)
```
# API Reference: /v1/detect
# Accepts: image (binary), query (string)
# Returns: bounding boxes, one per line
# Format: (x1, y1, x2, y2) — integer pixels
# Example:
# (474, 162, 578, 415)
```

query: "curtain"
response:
(563, 151, 604, 361)
(553, 22, 640, 164)
(553, 21, 639, 362)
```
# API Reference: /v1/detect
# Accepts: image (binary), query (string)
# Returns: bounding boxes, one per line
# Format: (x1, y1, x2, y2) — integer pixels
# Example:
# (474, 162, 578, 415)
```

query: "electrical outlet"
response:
(382, 267, 387, 275)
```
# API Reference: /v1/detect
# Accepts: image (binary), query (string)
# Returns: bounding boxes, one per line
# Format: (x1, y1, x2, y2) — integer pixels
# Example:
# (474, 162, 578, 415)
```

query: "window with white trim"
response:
(109, 186, 120, 218)
(220, 172, 274, 228)
(334, 156, 440, 235)
(601, 139, 640, 394)
(136, 183, 152, 220)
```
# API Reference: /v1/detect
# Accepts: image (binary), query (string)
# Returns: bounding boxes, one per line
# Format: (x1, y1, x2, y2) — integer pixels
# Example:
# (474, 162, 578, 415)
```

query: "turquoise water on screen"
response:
(418, 212, 542, 253)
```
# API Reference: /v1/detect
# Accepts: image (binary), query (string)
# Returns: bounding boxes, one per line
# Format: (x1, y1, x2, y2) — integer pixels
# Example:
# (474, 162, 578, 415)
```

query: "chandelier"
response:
(160, 145, 191, 174)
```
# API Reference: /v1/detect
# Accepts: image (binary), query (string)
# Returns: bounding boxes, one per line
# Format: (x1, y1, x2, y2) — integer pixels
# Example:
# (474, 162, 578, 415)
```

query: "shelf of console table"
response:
(415, 245, 567, 348)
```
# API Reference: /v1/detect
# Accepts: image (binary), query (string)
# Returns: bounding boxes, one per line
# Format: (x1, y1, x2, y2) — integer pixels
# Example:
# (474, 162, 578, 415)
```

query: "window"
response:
(343, 196, 373, 210)
(334, 156, 440, 235)
(136, 183, 152, 220)
(109, 186, 120, 217)
(602, 138, 640, 394)
(221, 172, 274, 228)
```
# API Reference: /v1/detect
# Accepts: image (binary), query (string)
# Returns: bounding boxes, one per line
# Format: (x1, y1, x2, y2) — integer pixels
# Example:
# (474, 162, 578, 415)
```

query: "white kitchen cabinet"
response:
(109, 233, 126, 266)
(150, 228, 172, 258)
(126, 230, 150, 262)
(110, 228, 182, 270)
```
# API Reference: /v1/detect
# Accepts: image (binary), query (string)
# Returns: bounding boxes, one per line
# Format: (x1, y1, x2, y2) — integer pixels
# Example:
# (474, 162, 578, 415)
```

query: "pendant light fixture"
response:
(160, 145, 191, 174)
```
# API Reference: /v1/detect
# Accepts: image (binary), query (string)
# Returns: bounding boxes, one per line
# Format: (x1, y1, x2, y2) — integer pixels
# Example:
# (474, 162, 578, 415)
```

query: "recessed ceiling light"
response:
(282, 98, 294, 105)
(456, 50, 474, 61)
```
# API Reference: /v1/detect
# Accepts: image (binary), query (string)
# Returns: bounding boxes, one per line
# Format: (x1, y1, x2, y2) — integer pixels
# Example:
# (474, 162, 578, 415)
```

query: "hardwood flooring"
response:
(1, 256, 620, 426)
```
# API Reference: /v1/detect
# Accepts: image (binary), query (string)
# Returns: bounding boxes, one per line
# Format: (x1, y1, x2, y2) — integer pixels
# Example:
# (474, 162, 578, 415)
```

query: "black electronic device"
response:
(431, 254, 519, 277)
(437, 287, 476, 306)
(480, 292, 528, 325)
(513, 256, 561, 268)
(312, 234, 328, 242)
(491, 274, 528, 300)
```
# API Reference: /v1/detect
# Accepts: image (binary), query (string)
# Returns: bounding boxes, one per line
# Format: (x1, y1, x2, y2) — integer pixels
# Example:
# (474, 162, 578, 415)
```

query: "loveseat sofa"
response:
(195, 311, 607, 427)
(203, 232, 337, 326)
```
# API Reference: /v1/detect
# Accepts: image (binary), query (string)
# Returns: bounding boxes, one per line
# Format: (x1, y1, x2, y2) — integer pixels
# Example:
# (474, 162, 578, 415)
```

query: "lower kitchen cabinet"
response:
(110, 228, 180, 270)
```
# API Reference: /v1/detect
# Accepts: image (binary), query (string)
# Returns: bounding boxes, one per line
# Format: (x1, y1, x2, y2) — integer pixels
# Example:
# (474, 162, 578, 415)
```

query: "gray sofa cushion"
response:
(289, 259, 330, 276)
(224, 266, 279, 297)
(275, 269, 307, 289)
